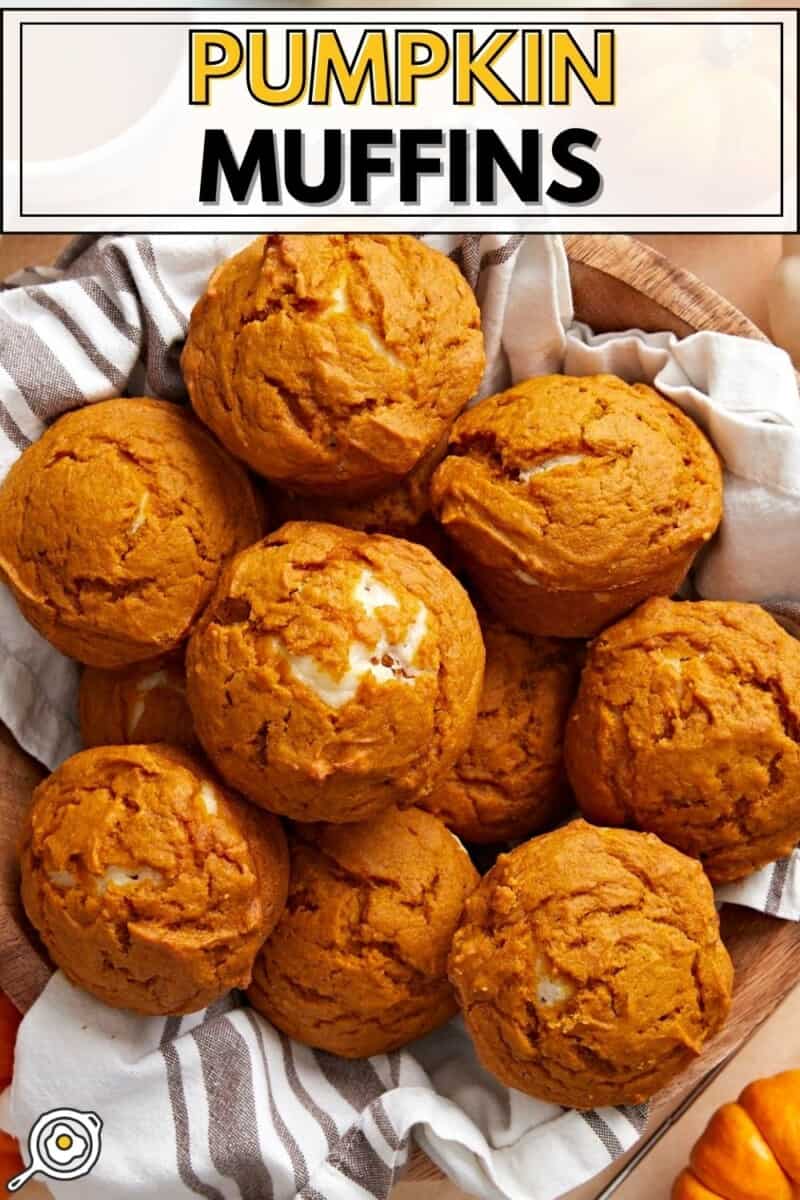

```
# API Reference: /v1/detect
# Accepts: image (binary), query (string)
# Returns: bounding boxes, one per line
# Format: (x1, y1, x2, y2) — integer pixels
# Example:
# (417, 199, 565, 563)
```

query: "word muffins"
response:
(566, 598, 800, 883)
(182, 234, 485, 497)
(0, 398, 262, 666)
(20, 745, 289, 1014)
(449, 821, 733, 1109)
(431, 374, 723, 637)
(186, 521, 484, 822)
(420, 620, 582, 843)
(248, 807, 479, 1056)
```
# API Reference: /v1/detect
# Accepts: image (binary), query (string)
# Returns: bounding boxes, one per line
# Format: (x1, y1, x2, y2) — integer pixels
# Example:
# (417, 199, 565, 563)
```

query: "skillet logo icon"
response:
(6, 1108, 102, 1192)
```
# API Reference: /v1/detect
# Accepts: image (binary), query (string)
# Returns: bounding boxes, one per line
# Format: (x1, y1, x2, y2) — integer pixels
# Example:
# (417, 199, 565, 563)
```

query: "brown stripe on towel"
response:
(371, 1098, 402, 1153)
(29, 290, 128, 391)
(192, 1014, 275, 1200)
(765, 856, 791, 916)
(77, 277, 139, 344)
(280, 1032, 339, 1154)
(160, 1017, 225, 1200)
(137, 240, 189, 334)
(579, 1110, 624, 1159)
(0, 308, 85, 420)
(0, 400, 31, 451)
(480, 235, 525, 270)
(313, 1048, 386, 1114)
(329, 1126, 394, 1198)
(244, 1008, 310, 1194)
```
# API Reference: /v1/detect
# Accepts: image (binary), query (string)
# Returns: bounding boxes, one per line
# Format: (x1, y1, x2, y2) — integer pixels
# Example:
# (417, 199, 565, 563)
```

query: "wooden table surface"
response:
(0, 232, 793, 1200)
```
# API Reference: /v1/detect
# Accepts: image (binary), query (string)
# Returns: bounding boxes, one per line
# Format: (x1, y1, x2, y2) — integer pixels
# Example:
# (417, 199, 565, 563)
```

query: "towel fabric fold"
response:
(0, 233, 799, 1200)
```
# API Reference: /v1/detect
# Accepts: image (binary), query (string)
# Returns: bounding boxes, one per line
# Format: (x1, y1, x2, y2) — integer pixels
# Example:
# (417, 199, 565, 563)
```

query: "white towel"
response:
(1, 233, 799, 1200)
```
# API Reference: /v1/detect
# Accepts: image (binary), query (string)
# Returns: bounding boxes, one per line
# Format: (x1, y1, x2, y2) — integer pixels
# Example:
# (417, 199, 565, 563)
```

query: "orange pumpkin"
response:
(673, 1070, 800, 1200)
(0, 993, 23, 1187)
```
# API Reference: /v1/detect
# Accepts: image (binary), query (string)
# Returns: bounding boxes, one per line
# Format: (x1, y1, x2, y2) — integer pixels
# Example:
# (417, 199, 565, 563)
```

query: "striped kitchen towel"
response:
(0, 233, 798, 1200)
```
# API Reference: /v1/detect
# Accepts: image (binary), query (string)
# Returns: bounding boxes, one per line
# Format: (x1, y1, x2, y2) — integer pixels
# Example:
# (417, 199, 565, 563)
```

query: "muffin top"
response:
(247, 806, 479, 1057)
(186, 521, 484, 822)
(79, 651, 197, 751)
(182, 235, 485, 497)
(449, 820, 733, 1109)
(419, 621, 582, 843)
(566, 598, 800, 883)
(430, 374, 722, 590)
(0, 398, 262, 667)
(20, 744, 289, 1014)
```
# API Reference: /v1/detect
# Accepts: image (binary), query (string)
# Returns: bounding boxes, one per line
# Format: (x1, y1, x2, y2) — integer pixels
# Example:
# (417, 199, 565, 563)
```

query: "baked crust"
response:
(430, 374, 723, 637)
(566, 598, 800, 883)
(20, 744, 289, 1014)
(0, 398, 263, 666)
(182, 234, 485, 498)
(186, 521, 485, 822)
(449, 820, 733, 1108)
(248, 807, 479, 1056)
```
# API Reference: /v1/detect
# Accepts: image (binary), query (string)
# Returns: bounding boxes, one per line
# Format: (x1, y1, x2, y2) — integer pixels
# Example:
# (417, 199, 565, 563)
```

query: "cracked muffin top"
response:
(247, 806, 480, 1057)
(566, 598, 800, 883)
(418, 620, 582, 843)
(80, 650, 197, 752)
(186, 521, 485, 822)
(19, 744, 289, 1015)
(449, 820, 733, 1109)
(0, 397, 263, 667)
(430, 375, 722, 636)
(181, 234, 485, 498)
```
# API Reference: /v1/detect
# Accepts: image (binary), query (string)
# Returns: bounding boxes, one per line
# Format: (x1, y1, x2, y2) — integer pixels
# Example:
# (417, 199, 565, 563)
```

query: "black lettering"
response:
(547, 128, 602, 205)
(285, 130, 343, 203)
(199, 129, 279, 203)
(350, 130, 394, 203)
(475, 129, 541, 203)
(399, 130, 444, 203)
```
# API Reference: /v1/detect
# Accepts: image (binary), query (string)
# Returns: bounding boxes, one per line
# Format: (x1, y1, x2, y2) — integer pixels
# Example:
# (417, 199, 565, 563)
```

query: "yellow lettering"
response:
(190, 31, 243, 105)
(550, 31, 615, 104)
(248, 31, 306, 105)
(455, 31, 519, 104)
(311, 31, 390, 104)
(396, 32, 449, 104)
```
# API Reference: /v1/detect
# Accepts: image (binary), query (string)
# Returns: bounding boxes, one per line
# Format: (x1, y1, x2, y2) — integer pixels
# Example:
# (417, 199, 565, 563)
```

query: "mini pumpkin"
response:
(673, 1070, 800, 1200)
(0, 992, 22, 1187)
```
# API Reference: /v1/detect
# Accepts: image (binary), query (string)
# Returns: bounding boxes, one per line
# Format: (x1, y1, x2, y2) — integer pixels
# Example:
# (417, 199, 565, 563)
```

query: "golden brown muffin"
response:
(20, 744, 289, 1015)
(0, 398, 263, 667)
(566, 598, 800, 883)
(80, 651, 197, 751)
(430, 375, 723, 638)
(182, 235, 485, 498)
(248, 806, 479, 1056)
(418, 621, 582, 843)
(186, 521, 485, 822)
(268, 427, 450, 538)
(449, 820, 733, 1109)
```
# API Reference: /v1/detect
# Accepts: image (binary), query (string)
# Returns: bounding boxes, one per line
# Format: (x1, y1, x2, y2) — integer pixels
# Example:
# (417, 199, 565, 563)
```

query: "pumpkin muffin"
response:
(80, 651, 197, 751)
(449, 820, 733, 1109)
(19, 744, 289, 1015)
(248, 806, 479, 1056)
(430, 374, 723, 638)
(566, 598, 800, 884)
(186, 521, 484, 822)
(268, 427, 449, 539)
(0, 398, 263, 667)
(182, 235, 485, 498)
(418, 621, 582, 843)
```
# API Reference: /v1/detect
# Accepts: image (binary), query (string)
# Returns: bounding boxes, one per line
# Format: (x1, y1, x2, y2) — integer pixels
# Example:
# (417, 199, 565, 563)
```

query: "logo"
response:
(6, 1108, 102, 1192)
